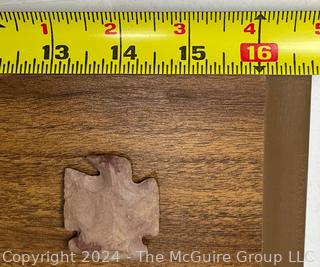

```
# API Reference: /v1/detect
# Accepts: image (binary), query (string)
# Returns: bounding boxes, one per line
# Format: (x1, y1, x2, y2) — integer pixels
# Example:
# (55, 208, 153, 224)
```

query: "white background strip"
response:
(305, 76, 320, 267)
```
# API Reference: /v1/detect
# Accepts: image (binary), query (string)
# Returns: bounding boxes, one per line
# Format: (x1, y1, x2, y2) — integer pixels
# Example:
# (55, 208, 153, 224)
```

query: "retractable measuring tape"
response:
(0, 11, 320, 75)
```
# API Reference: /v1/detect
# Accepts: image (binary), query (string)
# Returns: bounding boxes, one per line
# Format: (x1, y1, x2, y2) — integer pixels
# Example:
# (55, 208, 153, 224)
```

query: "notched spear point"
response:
(64, 154, 160, 260)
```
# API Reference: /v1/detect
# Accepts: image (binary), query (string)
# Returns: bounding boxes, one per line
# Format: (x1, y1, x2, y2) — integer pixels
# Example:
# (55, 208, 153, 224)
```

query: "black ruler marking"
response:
(294, 11, 298, 32)
(153, 51, 156, 74)
(56, 13, 61, 23)
(276, 11, 280, 24)
(101, 58, 105, 74)
(96, 62, 100, 74)
(74, 12, 80, 23)
(39, 12, 43, 23)
(161, 12, 164, 23)
(312, 11, 317, 25)
(293, 53, 297, 75)
(153, 12, 156, 32)
(67, 58, 71, 74)
(70, 12, 75, 22)
(1, 60, 5, 74)
(12, 12, 19, 31)
(135, 58, 139, 74)
(118, 13, 123, 74)
(84, 51, 88, 73)
(18, 12, 26, 22)
(62, 62, 66, 74)
(143, 12, 147, 23)
(289, 64, 292, 75)
(99, 12, 104, 25)
(110, 61, 113, 73)
(222, 52, 226, 74)
(303, 11, 307, 23)
(58, 60, 62, 74)
(105, 62, 108, 74)
(66, 12, 69, 24)
(15, 51, 20, 73)
(48, 12, 54, 73)
(188, 12, 191, 74)
(40, 60, 44, 73)
(3, 12, 8, 22)
(205, 59, 208, 74)
(83, 12, 88, 31)
(240, 12, 244, 25)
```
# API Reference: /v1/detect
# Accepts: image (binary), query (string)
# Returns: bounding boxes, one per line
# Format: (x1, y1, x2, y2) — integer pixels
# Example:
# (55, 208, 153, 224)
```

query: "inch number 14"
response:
(111, 45, 137, 60)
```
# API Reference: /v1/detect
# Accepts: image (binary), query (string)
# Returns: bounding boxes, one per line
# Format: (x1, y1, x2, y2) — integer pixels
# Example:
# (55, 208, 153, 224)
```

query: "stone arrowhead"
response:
(64, 155, 159, 260)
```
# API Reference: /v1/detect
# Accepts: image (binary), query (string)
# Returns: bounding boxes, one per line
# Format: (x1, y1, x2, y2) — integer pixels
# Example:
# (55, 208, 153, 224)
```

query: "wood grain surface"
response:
(0, 75, 265, 266)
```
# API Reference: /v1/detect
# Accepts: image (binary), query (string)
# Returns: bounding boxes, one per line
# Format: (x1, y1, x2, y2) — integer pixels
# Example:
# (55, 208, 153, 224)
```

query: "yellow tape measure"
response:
(0, 11, 320, 75)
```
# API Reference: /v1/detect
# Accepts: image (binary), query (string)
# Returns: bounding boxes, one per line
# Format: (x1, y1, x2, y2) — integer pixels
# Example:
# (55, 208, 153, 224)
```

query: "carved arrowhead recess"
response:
(64, 155, 159, 260)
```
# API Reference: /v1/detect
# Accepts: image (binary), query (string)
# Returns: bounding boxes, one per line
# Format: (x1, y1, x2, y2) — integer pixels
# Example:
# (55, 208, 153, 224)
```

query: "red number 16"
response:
(240, 43, 278, 62)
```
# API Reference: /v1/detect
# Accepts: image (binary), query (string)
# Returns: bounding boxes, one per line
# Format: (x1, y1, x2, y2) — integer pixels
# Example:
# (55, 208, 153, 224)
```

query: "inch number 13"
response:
(42, 45, 70, 60)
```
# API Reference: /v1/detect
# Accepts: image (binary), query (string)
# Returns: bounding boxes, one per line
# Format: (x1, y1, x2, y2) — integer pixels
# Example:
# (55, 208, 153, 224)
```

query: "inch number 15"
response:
(179, 46, 206, 60)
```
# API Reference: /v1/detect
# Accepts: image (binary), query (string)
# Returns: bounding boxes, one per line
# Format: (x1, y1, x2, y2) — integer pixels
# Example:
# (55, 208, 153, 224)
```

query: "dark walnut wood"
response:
(0, 75, 265, 266)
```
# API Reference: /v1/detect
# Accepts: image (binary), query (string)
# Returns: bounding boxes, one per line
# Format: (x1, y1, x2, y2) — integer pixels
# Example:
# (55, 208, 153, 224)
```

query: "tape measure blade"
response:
(0, 11, 319, 75)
